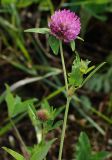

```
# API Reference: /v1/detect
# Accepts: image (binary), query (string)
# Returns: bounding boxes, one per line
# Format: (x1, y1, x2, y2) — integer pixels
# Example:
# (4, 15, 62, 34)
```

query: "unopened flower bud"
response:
(36, 109, 49, 121)
(68, 86, 75, 97)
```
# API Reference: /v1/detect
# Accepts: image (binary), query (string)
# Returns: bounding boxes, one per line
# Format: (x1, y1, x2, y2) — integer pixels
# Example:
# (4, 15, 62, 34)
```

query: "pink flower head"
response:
(48, 9, 81, 42)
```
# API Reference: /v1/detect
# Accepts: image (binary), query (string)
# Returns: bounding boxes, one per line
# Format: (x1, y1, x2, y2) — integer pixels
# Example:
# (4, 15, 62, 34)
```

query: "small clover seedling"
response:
(75, 132, 109, 160)
(4, 87, 62, 160)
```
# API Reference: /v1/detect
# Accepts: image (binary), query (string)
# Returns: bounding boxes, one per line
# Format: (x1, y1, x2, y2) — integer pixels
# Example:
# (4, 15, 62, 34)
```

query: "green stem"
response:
(42, 124, 46, 160)
(58, 98, 71, 160)
(58, 41, 71, 160)
(10, 118, 30, 159)
(59, 41, 68, 92)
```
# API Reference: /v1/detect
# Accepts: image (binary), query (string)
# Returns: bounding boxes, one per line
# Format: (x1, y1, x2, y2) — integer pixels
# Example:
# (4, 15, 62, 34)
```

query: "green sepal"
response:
(70, 40, 75, 51)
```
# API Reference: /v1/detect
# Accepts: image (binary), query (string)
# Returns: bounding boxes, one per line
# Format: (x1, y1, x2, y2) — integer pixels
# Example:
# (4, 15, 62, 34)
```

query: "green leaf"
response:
(41, 100, 51, 111)
(28, 106, 42, 143)
(28, 106, 39, 127)
(31, 139, 56, 160)
(13, 98, 37, 117)
(53, 106, 64, 119)
(68, 53, 83, 87)
(48, 35, 59, 55)
(75, 132, 109, 160)
(76, 132, 91, 160)
(69, 68, 83, 86)
(50, 120, 63, 130)
(41, 100, 58, 120)
(24, 28, 50, 34)
(5, 85, 15, 117)
(80, 59, 91, 74)
(70, 40, 75, 51)
(5, 85, 37, 117)
(91, 151, 109, 160)
(2, 147, 25, 160)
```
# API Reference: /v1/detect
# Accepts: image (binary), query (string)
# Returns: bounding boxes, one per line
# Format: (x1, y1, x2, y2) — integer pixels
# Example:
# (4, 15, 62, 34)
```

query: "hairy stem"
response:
(59, 41, 68, 92)
(58, 41, 71, 160)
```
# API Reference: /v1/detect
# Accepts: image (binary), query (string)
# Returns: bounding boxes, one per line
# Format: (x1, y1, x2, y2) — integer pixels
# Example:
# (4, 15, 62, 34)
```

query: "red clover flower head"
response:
(48, 9, 81, 42)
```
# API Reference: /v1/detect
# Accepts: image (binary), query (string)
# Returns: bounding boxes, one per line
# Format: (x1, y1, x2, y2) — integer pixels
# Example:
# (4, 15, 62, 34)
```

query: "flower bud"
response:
(68, 86, 75, 97)
(36, 109, 49, 121)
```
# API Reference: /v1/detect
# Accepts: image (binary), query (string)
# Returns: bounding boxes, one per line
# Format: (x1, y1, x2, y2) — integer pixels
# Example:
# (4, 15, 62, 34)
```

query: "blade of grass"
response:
(81, 62, 106, 87)
(62, 0, 112, 7)
(0, 55, 37, 75)
(0, 17, 18, 31)
(72, 96, 105, 136)
(0, 69, 61, 104)
(91, 108, 112, 125)
(0, 113, 25, 136)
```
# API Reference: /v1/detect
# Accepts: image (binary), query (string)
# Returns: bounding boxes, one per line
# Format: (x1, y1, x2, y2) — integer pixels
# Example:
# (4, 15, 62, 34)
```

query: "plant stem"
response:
(59, 41, 68, 92)
(58, 98, 71, 160)
(10, 118, 30, 159)
(58, 41, 71, 160)
(42, 124, 46, 160)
